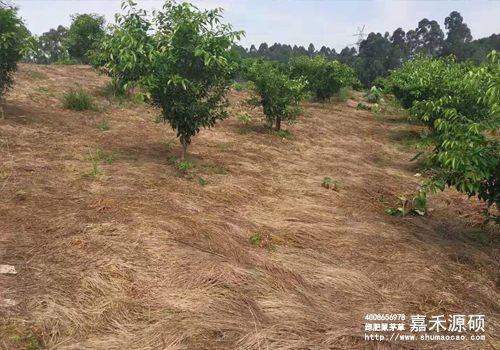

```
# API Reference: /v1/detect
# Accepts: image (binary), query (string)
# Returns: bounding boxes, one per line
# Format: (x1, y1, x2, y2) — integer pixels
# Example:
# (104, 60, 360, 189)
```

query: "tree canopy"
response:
(67, 13, 106, 64)
(90, 0, 243, 158)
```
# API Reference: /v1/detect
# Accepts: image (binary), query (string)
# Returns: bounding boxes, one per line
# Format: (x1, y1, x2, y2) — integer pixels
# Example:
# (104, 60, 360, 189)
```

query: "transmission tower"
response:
(351, 25, 366, 52)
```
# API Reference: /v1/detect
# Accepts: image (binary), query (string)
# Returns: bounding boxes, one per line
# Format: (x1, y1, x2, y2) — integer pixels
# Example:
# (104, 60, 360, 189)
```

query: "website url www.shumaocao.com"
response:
(365, 333, 486, 341)
(364, 314, 486, 342)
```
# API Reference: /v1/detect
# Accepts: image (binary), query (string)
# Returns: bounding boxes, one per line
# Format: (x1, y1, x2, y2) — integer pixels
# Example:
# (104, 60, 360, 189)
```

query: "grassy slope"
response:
(0, 64, 499, 350)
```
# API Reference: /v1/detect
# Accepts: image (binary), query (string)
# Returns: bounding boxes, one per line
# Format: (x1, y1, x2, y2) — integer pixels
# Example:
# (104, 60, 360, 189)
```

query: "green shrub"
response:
(388, 51, 500, 218)
(53, 55, 78, 65)
(289, 55, 359, 101)
(63, 88, 93, 110)
(365, 86, 384, 103)
(245, 81, 256, 91)
(372, 77, 386, 92)
(233, 82, 245, 91)
(384, 55, 469, 109)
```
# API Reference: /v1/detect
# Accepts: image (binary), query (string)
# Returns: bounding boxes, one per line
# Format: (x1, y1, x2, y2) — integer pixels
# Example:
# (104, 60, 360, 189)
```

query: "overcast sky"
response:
(12, 0, 500, 52)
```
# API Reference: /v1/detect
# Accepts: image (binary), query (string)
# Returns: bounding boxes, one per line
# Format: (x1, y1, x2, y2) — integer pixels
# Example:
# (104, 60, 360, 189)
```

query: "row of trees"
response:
(241, 56, 358, 130)
(88, 1, 358, 156)
(384, 53, 500, 217)
(237, 12, 499, 87)
(1, 0, 357, 155)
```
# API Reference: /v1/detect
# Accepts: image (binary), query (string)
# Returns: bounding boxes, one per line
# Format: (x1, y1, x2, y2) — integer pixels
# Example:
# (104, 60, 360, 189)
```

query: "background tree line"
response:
(236, 11, 500, 87)
(13, 8, 500, 88)
(23, 13, 105, 65)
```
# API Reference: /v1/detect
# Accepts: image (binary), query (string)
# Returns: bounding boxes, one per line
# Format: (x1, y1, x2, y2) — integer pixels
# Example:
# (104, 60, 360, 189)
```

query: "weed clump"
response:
(322, 177, 340, 191)
(333, 87, 352, 102)
(95, 118, 110, 131)
(63, 88, 93, 111)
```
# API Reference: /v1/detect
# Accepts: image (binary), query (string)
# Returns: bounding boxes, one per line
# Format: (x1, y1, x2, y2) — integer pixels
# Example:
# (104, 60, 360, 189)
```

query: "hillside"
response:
(1, 64, 499, 349)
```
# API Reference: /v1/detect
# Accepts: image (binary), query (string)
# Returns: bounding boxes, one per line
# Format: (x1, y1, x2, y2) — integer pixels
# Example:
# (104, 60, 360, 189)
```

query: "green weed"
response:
(276, 129, 291, 138)
(385, 191, 427, 217)
(166, 155, 225, 184)
(333, 87, 352, 102)
(16, 190, 27, 200)
(11, 326, 43, 350)
(356, 102, 371, 111)
(365, 86, 385, 104)
(95, 118, 110, 131)
(322, 177, 340, 191)
(92, 148, 115, 163)
(33, 85, 56, 97)
(198, 176, 207, 186)
(235, 111, 252, 125)
(237, 128, 252, 135)
(96, 83, 131, 104)
(84, 148, 105, 177)
(247, 233, 278, 252)
(33, 86, 49, 92)
(233, 82, 245, 91)
(27, 71, 47, 80)
(84, 161, 101, 177)
(173, 158, 195, 174)
(63, 88, 93, 111)
(54, 56, 78, 65)
(465, 230, 500, 248)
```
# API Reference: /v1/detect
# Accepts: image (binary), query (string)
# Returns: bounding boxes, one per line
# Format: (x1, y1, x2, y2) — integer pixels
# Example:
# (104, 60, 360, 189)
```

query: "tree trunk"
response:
(181, 138, 188, 159)
(275, 116, 281, 131)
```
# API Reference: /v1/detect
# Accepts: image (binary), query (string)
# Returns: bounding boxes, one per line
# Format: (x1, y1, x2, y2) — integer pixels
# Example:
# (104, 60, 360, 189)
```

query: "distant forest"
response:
(234, 11, 500, 87)
(18, 7, 500, 89)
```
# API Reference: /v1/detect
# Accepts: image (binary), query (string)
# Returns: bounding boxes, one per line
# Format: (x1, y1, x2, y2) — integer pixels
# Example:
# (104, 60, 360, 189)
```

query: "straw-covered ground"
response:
(1, 64, 499, 350)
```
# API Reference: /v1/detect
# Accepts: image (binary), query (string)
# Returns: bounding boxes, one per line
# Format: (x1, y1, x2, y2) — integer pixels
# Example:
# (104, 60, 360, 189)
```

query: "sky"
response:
(11, 0, 500, 52)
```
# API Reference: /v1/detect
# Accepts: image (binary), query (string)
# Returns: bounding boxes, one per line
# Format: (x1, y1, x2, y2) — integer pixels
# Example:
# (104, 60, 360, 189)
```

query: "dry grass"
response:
(0, 64, 499, 350)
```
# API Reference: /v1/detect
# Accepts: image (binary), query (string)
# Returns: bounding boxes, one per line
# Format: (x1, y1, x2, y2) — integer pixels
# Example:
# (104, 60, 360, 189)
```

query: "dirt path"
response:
(1, 64, 499, 349)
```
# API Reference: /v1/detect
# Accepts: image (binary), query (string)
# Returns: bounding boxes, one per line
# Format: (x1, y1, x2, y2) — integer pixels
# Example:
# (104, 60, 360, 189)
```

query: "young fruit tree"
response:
(288, 54, 358, 101)
(0, 4, 30, 117)
(244, 60, 307, 131)
(90, 0, 244, 158)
